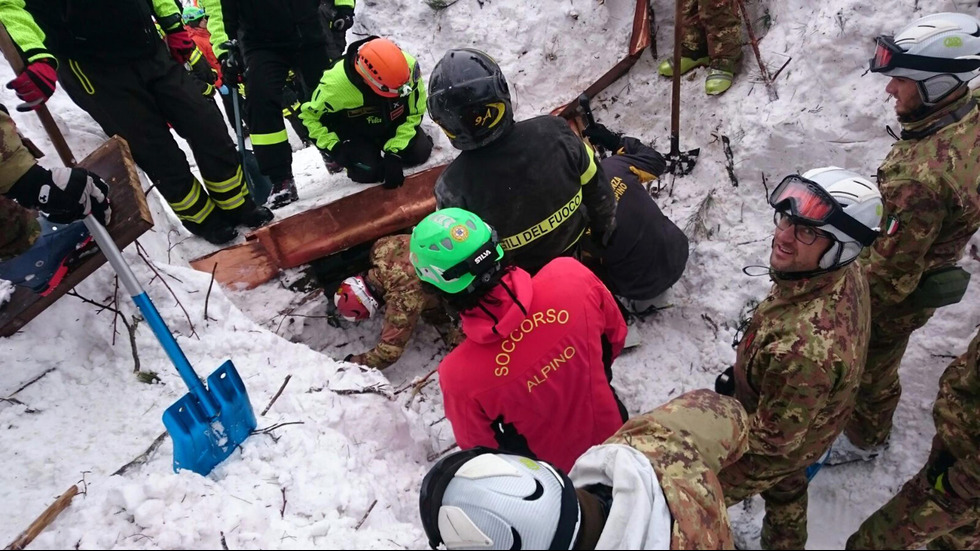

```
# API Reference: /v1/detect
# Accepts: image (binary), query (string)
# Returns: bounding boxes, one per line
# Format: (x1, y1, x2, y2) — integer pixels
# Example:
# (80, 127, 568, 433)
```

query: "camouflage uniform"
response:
(348, 235, 458, 369)
(719, 263, 871, 549)
(847, 328, 980, 550)
(604, 389, 749, 549)
(680, 0, 743, 66)
(845, 89, 980, 450)
(0, 108, 41, 261)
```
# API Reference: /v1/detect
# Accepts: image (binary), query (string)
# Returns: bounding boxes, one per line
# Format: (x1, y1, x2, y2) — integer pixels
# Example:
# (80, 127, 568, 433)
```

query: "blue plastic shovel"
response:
(83, 216, 257, 476)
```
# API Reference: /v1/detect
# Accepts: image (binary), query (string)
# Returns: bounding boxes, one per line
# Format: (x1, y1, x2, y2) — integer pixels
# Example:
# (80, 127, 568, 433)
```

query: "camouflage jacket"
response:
(728, 263, 870, 477)
(933, 327, 980, 500)
(863, 89, 980, 309)
(0, 108, 41, 260)
(349, 235, 442, 369)
(598, 389, 749, 549)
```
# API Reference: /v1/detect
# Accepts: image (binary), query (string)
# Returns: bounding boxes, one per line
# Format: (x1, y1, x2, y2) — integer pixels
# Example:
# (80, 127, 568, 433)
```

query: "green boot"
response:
(705, 58, 737, 96)
(658, 54, 710, 77)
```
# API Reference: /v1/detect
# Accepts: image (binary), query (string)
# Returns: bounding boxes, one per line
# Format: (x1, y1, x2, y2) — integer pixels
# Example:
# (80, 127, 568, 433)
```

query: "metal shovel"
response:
(665, 0, 700, 176)
(230, 84, 273, 206)
(83, 216, 257, 475)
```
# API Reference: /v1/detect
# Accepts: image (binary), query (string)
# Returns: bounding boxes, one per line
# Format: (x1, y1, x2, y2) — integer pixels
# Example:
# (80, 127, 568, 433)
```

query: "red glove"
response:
(6, 59, 57, 112)
(165, 29, 197, 64)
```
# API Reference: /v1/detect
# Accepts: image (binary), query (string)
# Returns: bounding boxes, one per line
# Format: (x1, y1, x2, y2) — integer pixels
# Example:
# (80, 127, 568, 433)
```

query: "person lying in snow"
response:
(419, 389, 749, 550)
(333, 234, 461, 369)
(409, 207, 628, 474)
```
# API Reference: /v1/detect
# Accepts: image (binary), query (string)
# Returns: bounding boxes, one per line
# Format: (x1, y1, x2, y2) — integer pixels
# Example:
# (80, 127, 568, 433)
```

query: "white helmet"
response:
(419, 449, 580, 550)
(871, 12, 980, 104)
(801, 167, 883, 270)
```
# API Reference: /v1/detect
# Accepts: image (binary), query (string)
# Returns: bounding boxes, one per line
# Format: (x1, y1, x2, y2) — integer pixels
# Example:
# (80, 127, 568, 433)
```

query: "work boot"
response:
(269, 177, 299, 209)
(320, 150, 344, 174)
(824, 433, 888, 467)
(705, 58, 738, 96)
(226, 196, 274, 229)
(184, 211, 239, 245)
(658, 51, 710, 77)
(0, 218, 97, 296)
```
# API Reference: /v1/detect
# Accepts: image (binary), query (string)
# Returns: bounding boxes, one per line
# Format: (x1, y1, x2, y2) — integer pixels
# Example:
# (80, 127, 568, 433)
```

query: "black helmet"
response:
(427, 49, 514, 150)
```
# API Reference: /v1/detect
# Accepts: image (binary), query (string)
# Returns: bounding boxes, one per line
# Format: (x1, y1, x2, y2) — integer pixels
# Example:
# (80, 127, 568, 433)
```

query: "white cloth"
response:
(568, 444, 672, 550)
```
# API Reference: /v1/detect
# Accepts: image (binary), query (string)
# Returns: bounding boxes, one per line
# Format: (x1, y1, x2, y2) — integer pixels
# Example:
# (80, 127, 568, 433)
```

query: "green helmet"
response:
(410, 208, 504, 295)
(182, 5, 206, 24)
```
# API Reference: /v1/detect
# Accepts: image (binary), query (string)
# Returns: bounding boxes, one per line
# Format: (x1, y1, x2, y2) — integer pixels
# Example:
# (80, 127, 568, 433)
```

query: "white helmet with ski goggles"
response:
(419, 448, 581, 550)
(769, 168, 883, 271)
(869, 12, 980, 105)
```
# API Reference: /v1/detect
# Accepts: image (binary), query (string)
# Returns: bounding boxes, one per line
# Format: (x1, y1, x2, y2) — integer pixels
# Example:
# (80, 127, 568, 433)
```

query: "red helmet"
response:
(355, 38, 413, 98)
(334, 275, 380, 322)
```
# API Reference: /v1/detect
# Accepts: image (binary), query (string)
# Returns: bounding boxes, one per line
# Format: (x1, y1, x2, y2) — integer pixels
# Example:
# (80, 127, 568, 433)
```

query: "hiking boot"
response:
(0, 218, 97, 296)
(658, 53, 710, 77)
(269, 177, 299, 209)
(184, 211, 239, 245)
(824, 433, 887, 467)
(705, 58, 738, 96)
(226, 197, 274, 229)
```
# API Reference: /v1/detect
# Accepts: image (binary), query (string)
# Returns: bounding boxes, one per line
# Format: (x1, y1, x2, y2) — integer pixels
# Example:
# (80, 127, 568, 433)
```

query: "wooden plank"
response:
(188, 238, 279, 291)
(0, 137, 153, 337)
(5, 485, 78, 550)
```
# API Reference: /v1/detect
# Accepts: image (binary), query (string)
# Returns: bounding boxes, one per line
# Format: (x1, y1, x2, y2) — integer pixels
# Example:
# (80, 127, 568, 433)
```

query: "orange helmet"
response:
(355, 38, 413, 98)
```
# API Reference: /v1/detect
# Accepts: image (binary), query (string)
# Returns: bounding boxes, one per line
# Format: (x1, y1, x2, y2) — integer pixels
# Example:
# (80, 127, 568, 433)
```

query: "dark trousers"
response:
(345, 129, 433, 184)
(244, 45, 331, 182)
(58, 43, 247, 225)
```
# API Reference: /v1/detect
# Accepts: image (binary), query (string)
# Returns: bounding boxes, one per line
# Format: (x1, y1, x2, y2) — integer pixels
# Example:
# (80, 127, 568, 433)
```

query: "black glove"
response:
(7, 165, 112, 225)
(382, 152, 404, 190)
(328, 5, 355, 31)
(715, 366, 735, 396)
(583, 122, 622, 152)
(219, 41, 245, 85)
(928, 450, 960, 497)
(328, 142, 353, 169)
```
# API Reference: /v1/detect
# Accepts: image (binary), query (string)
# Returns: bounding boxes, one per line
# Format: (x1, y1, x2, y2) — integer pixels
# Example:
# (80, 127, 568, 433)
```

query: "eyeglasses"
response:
(773, 210, 827, 245)
(768, 174, 877, 246)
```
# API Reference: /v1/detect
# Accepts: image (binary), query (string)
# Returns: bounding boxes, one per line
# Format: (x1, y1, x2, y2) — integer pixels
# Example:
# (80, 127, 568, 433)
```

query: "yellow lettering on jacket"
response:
(494, 309, 571, 377)
(527, 346, 577, 392)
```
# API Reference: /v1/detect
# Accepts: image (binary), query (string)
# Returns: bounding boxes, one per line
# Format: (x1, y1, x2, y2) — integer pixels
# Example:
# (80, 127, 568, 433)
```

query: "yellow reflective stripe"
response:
(204, 166, 243, 193)
(501, 189, 582, 251)
(562, 227, 587, 252)
(580, 141, 597, 185)
(176, 199, 215, 224)
(189, 48, 203, 65)
(171, 182, 203, 211)
(202, 84, 214, 96)
(250, 129, 289, 146)
(68, 60, 95, 95)
(212, 190, 247, 210)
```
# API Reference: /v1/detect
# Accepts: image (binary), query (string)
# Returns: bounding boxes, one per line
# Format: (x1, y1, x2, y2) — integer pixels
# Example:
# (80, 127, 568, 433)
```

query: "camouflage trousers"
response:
(846, 441, 980, 550)
(680, 0, 744, 64)
(0, 195, 40, 262)
(845, 303, 936, 449)
(721, 464, 809, 550)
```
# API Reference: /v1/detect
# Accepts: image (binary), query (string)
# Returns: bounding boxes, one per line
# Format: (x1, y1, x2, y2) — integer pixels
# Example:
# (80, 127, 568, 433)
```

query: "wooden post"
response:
(5, 485, 79, 550)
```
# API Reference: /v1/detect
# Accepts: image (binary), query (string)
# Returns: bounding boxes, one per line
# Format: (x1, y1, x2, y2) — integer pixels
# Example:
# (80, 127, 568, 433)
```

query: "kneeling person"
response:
(410, 208, 628, 473)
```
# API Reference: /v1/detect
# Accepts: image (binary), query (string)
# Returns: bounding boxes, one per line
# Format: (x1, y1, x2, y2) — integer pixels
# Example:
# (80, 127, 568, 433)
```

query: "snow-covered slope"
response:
(1, 0, 978, 549)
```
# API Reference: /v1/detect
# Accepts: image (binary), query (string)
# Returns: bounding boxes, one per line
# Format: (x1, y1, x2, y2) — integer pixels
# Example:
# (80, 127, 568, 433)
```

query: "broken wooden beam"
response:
(0, 137, 153, 337)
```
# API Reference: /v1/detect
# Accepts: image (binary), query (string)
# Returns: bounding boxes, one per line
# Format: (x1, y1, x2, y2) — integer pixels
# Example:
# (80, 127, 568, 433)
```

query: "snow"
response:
(1, 0, 979, 549)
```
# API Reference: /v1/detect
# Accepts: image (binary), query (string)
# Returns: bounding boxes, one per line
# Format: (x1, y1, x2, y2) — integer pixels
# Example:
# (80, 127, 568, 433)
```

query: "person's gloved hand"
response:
(329, 5, 355, 31)
(715, 366, 735, 396)
(382, 152, 404, 190)
(582, 122, 622, 152)
(6, 59, 58, 112)
(165, 28, 197, 64)
(328, 142, 353, 169)
(6, 165, 112, 225)
(219, 41, 245, 85)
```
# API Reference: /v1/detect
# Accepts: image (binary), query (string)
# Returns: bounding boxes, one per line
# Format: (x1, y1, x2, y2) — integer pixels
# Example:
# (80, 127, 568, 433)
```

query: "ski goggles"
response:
(768, 175, 877, 246)
(870, 35, 980, 75)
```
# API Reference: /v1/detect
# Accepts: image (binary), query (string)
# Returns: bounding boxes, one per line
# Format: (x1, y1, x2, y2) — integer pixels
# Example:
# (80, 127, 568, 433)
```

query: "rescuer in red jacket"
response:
(410, 207, 629, 473)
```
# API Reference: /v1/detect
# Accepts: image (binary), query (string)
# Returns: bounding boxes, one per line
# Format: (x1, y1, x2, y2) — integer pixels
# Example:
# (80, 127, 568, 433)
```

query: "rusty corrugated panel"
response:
(553, 0, 651, 119)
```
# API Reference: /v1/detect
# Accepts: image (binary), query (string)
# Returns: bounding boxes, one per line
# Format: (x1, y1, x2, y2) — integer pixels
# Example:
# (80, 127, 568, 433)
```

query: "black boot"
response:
(269, 177, 299, 209)
(184, 211, 239, 245)
(226, 196, 274, 229)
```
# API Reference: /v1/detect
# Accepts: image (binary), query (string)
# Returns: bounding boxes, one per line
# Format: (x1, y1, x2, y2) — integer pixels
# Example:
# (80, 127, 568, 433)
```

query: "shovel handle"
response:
(83, 215, 216, 416)
(577, 94, 607, 159)
(670, 0, 683, 155)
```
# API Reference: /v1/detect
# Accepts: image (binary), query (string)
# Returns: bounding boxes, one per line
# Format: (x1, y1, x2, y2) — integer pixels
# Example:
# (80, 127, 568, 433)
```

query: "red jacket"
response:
(187, 26, 222, 87)
(438, 257, 628, 473)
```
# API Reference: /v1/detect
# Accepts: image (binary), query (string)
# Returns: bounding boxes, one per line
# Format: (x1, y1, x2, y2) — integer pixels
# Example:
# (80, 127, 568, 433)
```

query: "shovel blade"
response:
(665, 148, 701, 176)
(162, 360, 257, 476)
(242, 149, 273, 206)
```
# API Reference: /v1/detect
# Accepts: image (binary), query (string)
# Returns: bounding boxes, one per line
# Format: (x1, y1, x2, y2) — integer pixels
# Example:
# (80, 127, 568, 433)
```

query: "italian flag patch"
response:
(885, 215, 900, 236)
